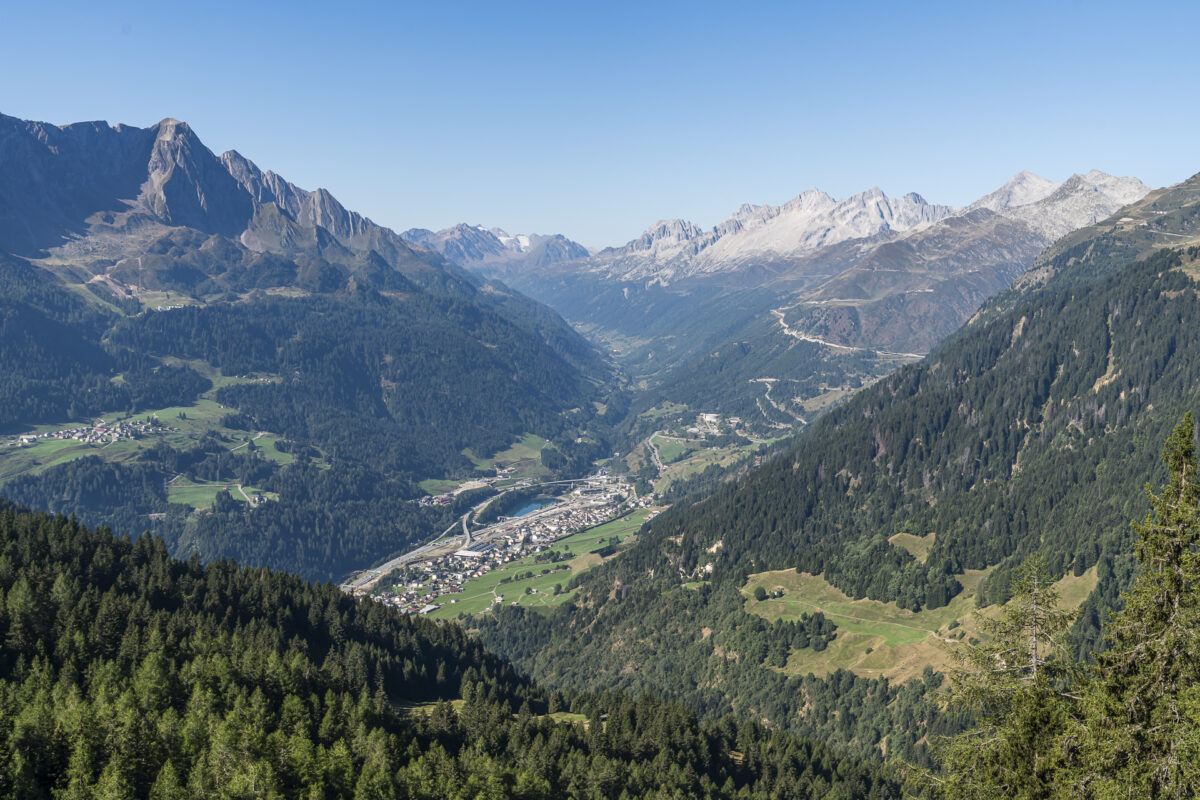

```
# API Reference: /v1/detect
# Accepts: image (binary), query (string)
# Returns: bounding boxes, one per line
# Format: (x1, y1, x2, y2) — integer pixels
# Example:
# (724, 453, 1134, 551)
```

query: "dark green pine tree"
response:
(919, 554, 1078, 799)
(1070, 413, 1200, 799)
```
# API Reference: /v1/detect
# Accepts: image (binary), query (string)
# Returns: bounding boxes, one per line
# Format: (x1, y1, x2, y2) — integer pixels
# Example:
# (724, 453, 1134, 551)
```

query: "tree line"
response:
(0, 499, 900, 799)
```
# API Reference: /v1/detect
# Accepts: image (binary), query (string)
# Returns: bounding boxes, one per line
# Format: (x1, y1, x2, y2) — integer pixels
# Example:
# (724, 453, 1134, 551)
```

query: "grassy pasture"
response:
(651, 435, 694, 464)
(638, 402, 688, 421)
(651, 440, 765, 495)
(167, 483, 237, 509)
(463, 433, 551, 480)
(0, 394, 295, 496)
(742, 565, 1098, 683)
(888, 532, 936, 563)
(418, 478, 466, 495)
(166, 479, 275, 509)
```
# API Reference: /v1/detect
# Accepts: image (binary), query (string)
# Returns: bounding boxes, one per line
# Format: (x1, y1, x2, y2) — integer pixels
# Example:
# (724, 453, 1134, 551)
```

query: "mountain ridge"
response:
(417, 171, 1147, 289)
(0, 112, 476, 295)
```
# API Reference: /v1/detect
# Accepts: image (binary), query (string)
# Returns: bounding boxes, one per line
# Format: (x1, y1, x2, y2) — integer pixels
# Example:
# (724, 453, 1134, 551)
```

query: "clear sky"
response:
(2, 0, 1198, 246)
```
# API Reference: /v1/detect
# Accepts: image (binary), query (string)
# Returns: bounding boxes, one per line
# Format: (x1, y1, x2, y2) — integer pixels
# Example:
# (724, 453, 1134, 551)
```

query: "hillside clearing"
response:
(742, 565, 1098, 683)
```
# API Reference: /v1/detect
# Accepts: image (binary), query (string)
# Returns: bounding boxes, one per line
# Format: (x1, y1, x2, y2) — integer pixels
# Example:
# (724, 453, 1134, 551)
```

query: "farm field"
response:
(637, 402, 688, 422)
(651, 439, 768, 495)
(165, 479, 277, 509)
(463, 433, 551, 480)
(650, 434, 693, 464)
(418, 478, 466, 495)
(133, 291, 203, 309)
(425, 509, 655, 620)
(741, 564, 1098, 683)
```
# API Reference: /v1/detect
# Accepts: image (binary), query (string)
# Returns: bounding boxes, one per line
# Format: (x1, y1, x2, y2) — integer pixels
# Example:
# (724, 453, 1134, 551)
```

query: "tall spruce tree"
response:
(920, 555, 1078, 799)
(1070, 413, 1200, 799)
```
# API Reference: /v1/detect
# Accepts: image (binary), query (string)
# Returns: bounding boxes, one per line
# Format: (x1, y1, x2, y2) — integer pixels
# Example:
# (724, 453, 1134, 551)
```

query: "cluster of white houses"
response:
(371, 490, 649, 615)
(12, 417, 173, 447)
(687, 412, 742, 436)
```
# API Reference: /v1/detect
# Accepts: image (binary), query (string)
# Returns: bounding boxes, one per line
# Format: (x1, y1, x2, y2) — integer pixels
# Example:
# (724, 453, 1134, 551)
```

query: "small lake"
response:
(510, 501, 549, 517)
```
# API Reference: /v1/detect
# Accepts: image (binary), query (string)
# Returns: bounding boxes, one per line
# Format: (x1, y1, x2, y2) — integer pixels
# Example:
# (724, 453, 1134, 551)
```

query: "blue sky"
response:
(2, 0, 1198, 245)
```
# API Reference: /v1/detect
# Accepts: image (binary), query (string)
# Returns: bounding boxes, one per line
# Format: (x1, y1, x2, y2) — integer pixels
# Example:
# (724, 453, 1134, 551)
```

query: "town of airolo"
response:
(4, 2, 1200, 797)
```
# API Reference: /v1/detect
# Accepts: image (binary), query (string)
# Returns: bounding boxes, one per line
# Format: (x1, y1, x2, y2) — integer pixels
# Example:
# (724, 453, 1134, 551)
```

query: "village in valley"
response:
(357, 475, 658, 617)
(335, 407, 771, 619)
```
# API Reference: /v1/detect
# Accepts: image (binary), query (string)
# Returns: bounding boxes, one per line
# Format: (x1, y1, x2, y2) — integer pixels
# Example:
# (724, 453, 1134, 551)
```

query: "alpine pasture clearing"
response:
(888, 532, 936, 563)
(742, 565, 1098, 683)
(650, 434, 694, 464)
(463, 433, 551, 480)
(652, 439, 766, 495)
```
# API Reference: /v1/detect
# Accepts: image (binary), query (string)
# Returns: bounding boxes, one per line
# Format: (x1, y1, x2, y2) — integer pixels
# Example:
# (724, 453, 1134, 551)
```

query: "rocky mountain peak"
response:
(778, 189, 837, 216)
(969, 170, 1060, 212)
(153, 117, 190, 139)
(641, 218, 705, 241)
(142, 118, 252, 236)
(1002, 170, 1150, 239)
(623, 219, 708, 259)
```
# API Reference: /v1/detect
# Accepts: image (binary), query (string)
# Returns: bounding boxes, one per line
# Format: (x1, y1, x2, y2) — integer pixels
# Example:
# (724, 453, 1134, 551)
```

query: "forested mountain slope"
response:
(476, 173, 1200, 756)
(0, 113, 620, 581)
(0, 501, 899, 799)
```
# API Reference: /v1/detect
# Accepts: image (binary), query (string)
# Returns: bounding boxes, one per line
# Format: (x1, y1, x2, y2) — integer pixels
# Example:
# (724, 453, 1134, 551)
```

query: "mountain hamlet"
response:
(2, 109, 1200, 798)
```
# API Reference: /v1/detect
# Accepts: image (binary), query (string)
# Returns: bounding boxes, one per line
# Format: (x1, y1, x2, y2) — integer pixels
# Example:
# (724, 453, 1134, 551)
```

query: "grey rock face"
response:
(142, 119, 253, 236)
(0, 111, 466, 291)
(0, 114, 154, 254)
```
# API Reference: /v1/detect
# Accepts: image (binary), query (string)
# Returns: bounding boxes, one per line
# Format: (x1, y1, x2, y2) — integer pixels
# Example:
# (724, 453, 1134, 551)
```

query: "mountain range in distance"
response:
(402, 224, 591, 274)
(407, 169, 1149, 435)
(406, 169, 1147, 284)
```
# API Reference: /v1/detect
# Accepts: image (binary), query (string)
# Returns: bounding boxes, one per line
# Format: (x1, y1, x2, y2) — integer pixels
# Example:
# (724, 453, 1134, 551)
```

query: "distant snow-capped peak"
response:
(487, 227, 533, 253)
(399, 224, 589, 273)
(403, 169, 1150, 284)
